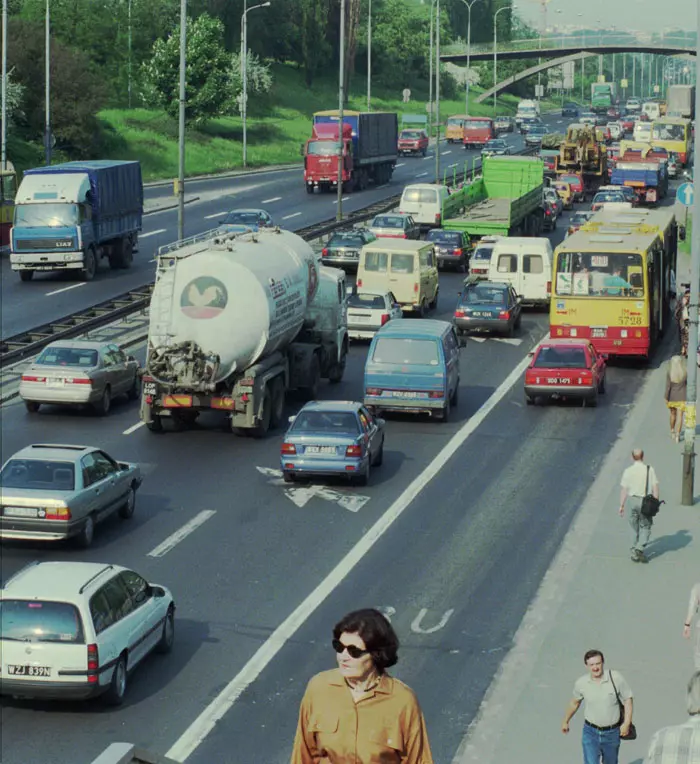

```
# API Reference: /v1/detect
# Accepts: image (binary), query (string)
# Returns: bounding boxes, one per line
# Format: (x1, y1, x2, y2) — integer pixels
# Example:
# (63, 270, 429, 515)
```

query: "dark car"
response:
(453, 280, 522, 337)
(321, 229, 376, 271)
(218, 208, 274, 232)
(481, 138, 512, 157)
(519, 116, 542, 135)
(426, 229, 470, 272)
(562, 102, 579, 118)
(525, 125, 548, 146)
(607, 106, 621, 120)
(594, 113, 608, 127)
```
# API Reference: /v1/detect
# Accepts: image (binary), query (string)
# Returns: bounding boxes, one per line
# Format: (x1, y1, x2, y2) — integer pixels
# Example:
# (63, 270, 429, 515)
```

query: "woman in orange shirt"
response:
(290, 608, 433, 764)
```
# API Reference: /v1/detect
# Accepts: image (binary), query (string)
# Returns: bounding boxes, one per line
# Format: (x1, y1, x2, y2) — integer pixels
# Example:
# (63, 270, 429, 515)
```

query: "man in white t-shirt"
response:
(620, 449, 659, 563)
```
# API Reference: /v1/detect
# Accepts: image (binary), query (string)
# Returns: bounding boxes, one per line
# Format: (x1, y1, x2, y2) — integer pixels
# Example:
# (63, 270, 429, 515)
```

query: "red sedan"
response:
(620, 116, 635, 133)
(398, 129, 429, 157)
(524, 339, 607, 407)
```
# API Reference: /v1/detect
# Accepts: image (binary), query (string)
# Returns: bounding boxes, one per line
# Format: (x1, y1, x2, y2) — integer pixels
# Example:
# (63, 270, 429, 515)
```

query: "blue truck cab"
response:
(363, 319, 463, 421)
(10, 160, 143, 282)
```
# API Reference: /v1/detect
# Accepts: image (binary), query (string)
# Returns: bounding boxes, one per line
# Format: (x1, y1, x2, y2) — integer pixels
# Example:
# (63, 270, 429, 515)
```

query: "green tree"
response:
(141, 13, 233, 125)
(298, 0, 333, 86)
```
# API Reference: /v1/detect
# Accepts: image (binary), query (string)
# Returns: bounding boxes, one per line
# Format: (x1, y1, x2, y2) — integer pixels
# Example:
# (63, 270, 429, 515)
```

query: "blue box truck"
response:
(10, 160, 143, 282)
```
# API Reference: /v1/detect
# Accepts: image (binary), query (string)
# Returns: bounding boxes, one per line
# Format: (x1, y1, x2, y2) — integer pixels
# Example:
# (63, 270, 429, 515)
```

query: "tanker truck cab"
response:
(357, 239, 439, 317)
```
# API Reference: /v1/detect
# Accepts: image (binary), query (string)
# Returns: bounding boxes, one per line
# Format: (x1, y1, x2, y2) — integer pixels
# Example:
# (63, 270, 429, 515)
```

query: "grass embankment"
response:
(96, 63, 537, 182)
(680, 213, 692, 256)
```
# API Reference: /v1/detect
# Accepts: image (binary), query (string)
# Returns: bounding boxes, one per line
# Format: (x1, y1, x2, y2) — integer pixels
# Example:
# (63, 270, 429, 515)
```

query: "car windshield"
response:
(472, 244, 494, 261)
(348, 293, 386, 309)
(465, 120, 491, 129)
(593, 192, 624, 203)
(652, 123, 685, 141)
(307, 140, 341, 156)
(14, 203, 79, 228)
(427, 231, 460, 244)
(329, 234, 364, 248)
(35, 347, 98, 367)
(530, 127, 546, 134)
(291, 411, 359, 435)
(373, 216, 404, 229)
(403, 188, 437, 203)
(446, 117, 465, 127)
(555, 251, 644, 297)
(0, 459, 76, 491)
(222, 212, 261, 225)
(1, 600, 84, 644)
(462, 286, 507, 305)
(485, 141, 506, 149)
(400, 131, 422, 139)
(534, 347, 588, 369)
(372, 338, 439, 365)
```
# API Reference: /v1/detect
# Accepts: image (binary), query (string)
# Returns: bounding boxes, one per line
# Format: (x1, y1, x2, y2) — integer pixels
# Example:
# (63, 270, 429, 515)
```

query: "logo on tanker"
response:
(180, 276, 228, 319)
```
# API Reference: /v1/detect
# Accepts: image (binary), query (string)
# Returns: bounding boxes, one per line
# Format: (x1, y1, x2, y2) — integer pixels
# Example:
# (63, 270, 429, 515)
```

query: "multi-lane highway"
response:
(0, 116, 570, 340)
(0, 114, 670, 764)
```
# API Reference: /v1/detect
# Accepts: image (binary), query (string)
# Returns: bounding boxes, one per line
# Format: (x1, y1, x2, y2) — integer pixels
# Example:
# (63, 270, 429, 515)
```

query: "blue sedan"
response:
(218, 208, 275, 232)
(280, 401, 385, 486)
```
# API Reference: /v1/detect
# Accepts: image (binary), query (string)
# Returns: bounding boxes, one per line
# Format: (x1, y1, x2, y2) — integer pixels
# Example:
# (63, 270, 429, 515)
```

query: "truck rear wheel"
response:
(270, 378, 285, 428)
(19, 270, 34, 282)
(300, 354, 321, 401)
(328, 345, 347, 384)
(81, 248, 97, 282)
(251, 388, 272, 439)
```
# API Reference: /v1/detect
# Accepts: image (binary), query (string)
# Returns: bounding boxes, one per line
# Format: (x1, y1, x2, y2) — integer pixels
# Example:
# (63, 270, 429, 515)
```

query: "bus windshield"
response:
(652, 123, 686, 141)
(465, 120, 491, 129)
(555, 251, 644, 297)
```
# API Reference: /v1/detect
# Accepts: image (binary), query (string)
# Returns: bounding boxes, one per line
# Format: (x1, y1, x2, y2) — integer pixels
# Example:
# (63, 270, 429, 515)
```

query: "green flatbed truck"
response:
(443, 156, 545, 239)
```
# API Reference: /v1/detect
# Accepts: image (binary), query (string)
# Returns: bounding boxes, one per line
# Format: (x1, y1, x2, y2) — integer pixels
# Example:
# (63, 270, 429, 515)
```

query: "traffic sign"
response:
(677, 182, 694, 207)
(620, 78, 628, 88)
(653, 84, 660, 94)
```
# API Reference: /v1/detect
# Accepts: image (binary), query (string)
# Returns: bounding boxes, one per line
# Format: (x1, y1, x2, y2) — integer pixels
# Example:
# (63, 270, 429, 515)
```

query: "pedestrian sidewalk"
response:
(455, 256, 698, 764)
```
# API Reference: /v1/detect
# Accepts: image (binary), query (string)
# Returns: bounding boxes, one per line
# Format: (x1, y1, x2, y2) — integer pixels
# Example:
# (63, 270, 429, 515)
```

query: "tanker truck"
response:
(140, 228, 349, 436)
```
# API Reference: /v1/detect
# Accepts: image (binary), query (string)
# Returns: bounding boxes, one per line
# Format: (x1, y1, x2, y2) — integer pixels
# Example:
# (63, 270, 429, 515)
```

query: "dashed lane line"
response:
(147, 510, 217, 558)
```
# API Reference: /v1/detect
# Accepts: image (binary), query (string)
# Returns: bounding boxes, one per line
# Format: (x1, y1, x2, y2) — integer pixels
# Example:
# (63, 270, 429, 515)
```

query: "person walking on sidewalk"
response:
(561, 649, 634, 764)
(665, 356, 688, 442)
(643, 671, 700, 762)
(620, 449, 660, 563)
(684, 584, 700, 671)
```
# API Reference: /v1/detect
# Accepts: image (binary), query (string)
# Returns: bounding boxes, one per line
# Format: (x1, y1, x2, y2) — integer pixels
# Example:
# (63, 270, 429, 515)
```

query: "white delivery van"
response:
(357, 239, 439, 316)
(516, 99, 540, 125)
(488, 237, 553, 308)
(399, 184, 450, 230)
(642, 101, 660, 121)
(633, 121, 652, 143)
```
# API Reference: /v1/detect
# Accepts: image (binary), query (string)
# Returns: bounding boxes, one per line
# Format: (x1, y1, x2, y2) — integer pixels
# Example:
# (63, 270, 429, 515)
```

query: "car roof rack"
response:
(79, 565, 115, 594)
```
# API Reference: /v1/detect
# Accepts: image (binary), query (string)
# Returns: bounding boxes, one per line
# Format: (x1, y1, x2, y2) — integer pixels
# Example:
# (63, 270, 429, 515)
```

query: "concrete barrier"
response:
(89, 743, 178, 764)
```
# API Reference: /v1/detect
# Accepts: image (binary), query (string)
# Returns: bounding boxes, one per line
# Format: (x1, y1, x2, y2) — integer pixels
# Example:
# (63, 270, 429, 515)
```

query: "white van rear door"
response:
(490, 250, 519, 292)
(521, 253, 547, 302)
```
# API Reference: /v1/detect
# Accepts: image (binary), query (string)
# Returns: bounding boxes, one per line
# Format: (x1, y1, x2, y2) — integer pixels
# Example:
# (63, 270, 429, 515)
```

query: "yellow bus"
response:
(650, 117, 692, 165)
(0, 161, 16, 251)
(445, 115, 468, 143)
(551, 224, 672, 358)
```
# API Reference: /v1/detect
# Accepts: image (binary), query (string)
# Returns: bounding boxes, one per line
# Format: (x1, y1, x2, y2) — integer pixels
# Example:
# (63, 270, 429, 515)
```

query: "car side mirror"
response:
(679, 226, 687, 242)
(150, 585, 166, 599)
(517, 294, 524, 301)
(127, 354, 136, 362)
(288, 415, 297, 424)
(527, 350, 535, 357)
(376, 418, 386, 428)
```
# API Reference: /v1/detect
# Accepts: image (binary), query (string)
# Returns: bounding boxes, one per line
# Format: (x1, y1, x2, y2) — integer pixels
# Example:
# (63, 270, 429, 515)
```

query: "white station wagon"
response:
(0, 561, 175, 705)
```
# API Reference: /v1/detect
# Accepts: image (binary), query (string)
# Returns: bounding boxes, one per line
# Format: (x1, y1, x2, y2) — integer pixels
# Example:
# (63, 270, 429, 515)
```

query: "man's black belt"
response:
(585, 720, 621, 731)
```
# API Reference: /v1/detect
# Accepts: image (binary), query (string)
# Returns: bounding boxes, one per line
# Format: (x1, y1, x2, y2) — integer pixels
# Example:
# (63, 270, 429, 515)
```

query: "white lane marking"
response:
(204, 212, 227, 220)
(470, 336, 486, 343)
(140, 228, 167, 238)
(416, 172, 429, 178)
(282, 212, 302, 220)
(147, 510, 217, 558)
(333, 197, 350, 204)
(423, 155, 433, 160)
(261, 196, 282, 203)
(123, 421, 145, 435)
(448, 162, 459, 168)
(258, 469, 371, 513)
(45, 283, 86, 297)
(165, 336, 547, 763)
(396, 162, 406, 167)
(443, 150, 452, 155)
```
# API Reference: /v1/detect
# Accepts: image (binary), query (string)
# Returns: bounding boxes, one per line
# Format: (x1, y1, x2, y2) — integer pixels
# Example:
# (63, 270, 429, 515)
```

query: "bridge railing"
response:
(443, 34, 696, 57)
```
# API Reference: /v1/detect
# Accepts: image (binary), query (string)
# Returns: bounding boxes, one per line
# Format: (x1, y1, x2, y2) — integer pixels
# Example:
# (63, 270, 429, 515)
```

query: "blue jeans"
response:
(582, 722, 620, 764)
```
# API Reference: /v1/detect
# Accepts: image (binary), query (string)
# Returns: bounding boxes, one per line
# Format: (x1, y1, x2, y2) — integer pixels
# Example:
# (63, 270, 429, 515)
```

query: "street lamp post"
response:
(1, 0, 7, 171)
(336, 0, 345, 221)
(493, 3, 515, 116)
(458, 0, 482, 116)
(428, 1, 434, 134)
(434, 0, 440, 184)
(241, 1, 271, 168)
(177, 0, 186, 240)
(366, 0, 371, 111)
(128, 0, 132, 108)
(45, 0, 51, 165)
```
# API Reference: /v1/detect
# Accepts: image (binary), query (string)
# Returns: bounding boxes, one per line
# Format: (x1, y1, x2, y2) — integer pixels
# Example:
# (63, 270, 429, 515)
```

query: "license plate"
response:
(47, 378, 65, 387)
(349, 314, 371, 322)
(547, 378, 571, 384)
(591, 328, 607, 338)
(143, 382, 157, 396)
(304, 446, 337, 455)
(470, 312, 491, 318)
(389, 391, 426, 399)
(7, 665, 51, 677)
(3, 506, 39, 518)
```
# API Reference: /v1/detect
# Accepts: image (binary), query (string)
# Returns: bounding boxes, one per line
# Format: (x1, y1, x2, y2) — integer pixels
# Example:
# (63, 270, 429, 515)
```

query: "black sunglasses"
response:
(332, 638, 370, 659)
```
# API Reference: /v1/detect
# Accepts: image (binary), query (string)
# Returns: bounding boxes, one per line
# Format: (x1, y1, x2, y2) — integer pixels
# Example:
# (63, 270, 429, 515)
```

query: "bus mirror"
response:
(679, 226, 687, 242)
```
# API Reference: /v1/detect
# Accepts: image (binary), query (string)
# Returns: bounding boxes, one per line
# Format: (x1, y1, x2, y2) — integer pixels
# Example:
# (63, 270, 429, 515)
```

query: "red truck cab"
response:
(398, 129, 429, 157)
(304, 123, 352, 191)
(463, 117, 495, 149)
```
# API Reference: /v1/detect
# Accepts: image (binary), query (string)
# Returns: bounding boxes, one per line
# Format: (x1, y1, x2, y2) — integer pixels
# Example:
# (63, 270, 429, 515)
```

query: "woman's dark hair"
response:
(333, 608, 399, 673)
(584, 649, 604, 664)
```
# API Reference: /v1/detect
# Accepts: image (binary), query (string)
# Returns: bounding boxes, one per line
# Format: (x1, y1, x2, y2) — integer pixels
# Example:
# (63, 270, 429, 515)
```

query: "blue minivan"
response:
(363, 319, 463, 421)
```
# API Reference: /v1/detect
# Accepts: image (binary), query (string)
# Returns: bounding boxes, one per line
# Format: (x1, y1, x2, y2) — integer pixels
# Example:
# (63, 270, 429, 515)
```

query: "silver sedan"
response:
(19, 340, 140, 416)
(0, 444, 143, 547)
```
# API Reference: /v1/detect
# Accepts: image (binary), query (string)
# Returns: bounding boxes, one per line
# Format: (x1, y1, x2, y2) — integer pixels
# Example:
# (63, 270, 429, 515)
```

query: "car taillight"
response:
(357, 278, 363, 288)
(580, 370, 593, 382)
(428, 391, 443, 399)
(454, 308, 465, 317)
(413, 283, 419, 293)
(21, 375, 46, 382)
(546, 281, 551, 295)
(380, 313, 390, 326)
(321, 248, 328, 257)
(499, 310, 510, 319)
(545, 208, 552, 216)
(525, 369, 536, 384)
(66, 378, 92, 385)
(453, 248, 462, 256)
(346, 445, 362, 457)
(87, 643, 99, 684)
(281, 443, 297, 455)
(45, 507, 71, 520)
(400, 233, 407, 238)
(366, 388, 382, 396)
(435, 213, 441, 225)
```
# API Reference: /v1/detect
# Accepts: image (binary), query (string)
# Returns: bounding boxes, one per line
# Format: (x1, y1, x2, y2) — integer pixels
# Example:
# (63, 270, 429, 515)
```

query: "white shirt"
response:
(621, 461, 658, 498)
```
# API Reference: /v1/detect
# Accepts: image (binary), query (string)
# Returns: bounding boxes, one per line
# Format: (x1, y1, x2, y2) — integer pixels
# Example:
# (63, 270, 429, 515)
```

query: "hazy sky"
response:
(516, 0, 696, 37)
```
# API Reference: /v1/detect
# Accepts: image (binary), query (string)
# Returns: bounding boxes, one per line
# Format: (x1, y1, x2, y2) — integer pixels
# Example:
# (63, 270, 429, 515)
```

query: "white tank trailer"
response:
(140, 228, 348, 436)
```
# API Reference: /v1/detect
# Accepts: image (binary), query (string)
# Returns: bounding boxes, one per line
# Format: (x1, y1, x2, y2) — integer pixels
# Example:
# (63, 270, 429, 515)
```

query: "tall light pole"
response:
(681, 0, 700, 505)
(128, 0, 132, 108)
(45, 0, 51, 165)
(241, 1, 271, 168)
(1, 0, 7, 171)
(434, 0, 441, 184)
(459, 0, 482, 116)
(428, 1, 434, 132)
(336, 0, 345, 221)
(577, 15, 585, 103)
(176, 0, 186, 241)
(366, 0, 371, 110)
(493, 3, 515, 116)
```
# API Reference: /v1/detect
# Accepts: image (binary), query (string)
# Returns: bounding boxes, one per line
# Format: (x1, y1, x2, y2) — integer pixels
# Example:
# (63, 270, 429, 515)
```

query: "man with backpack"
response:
(619, 449, 660, 564)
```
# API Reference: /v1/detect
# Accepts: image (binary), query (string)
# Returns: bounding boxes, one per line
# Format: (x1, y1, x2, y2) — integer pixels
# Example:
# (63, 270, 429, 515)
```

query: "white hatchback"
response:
(0, 561, 175, 705)
(347, 290, 403, 340)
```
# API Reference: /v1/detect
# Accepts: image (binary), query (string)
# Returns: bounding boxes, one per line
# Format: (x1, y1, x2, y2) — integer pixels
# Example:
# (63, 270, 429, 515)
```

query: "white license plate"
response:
(7, 665, 51, 677)
(47, 378, 65, 388)
(470, 312, 491, 318)
(3, 506, 39, 518)
(547, 378, 571, 384)
(143, 382, 157, 396)
(591, 328, 607, 338)
(389, 391, 426, 399)
(349, 314, 371, 322)
(305, 446, 337, 455)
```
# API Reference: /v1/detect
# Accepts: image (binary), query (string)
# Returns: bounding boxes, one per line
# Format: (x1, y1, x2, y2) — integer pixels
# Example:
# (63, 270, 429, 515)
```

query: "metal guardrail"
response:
(0, 149, 536, 368)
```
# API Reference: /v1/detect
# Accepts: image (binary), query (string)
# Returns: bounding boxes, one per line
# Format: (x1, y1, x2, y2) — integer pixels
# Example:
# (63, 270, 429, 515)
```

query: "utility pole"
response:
(177, 0, 186, 241)
(366, 0, 371, 111)
(241, 2, 270, 168)
(429, 3, 434, 138)
(434, 0, 440, 184)
(45, 0, 51, 165)
(128, 0, 132, 108)
(1, 0, 7, 171)
(336, 0, 345, 221)
(681, 1, 700, 506)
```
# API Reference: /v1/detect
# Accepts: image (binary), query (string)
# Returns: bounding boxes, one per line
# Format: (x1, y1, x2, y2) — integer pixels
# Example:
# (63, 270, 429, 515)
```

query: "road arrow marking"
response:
(256, 467, 370, 512)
